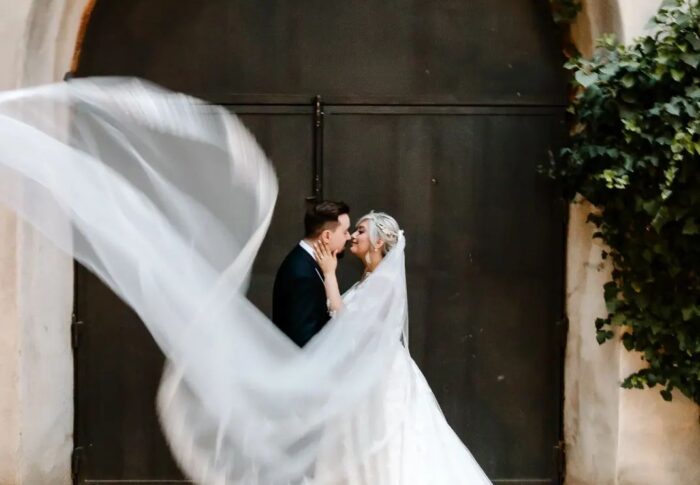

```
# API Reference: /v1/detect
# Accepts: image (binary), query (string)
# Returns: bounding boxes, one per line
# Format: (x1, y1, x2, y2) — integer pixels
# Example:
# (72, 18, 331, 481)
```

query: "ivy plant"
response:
(547, 0, 700, 404)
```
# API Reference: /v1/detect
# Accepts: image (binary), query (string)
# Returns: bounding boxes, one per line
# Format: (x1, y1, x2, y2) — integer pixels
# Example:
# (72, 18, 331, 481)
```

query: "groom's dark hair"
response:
(304, 199, 350, 238)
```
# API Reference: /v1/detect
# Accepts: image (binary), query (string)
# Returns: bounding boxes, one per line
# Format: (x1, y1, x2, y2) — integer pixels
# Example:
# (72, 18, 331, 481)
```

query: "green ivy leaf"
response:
(681, 306, 697, 321)
(685, 33, 700, 51)
(661, 0, 679, 8)
(575, 70, 599, 88)
(643, 200, 660, 215)
(651, 207, 671, 232)
(683, 218, 699, 235)
(671, 68, 685, 81)
(657, 52, 671, 66)
(621, 74, 636, 88)
(681, 52, 700, 68)
(611, 313, 627, 326)
(600, 63, 619, 77)
(664, 102, 681, 115)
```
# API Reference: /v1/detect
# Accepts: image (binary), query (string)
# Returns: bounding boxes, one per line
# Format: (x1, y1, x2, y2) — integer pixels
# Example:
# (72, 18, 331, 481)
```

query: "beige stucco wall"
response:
(0, 1, 698, 484)
(0, 1, 88, 484)
(565, 1, 700, 484)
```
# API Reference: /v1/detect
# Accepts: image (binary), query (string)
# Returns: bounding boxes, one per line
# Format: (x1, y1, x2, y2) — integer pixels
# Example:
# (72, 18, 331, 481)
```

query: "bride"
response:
(0, 78, 491, 484)
(311, 212, 491, 484)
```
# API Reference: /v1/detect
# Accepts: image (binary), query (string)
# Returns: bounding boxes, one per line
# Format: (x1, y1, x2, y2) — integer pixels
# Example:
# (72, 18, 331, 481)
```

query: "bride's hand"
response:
(314, 241, 337, 275)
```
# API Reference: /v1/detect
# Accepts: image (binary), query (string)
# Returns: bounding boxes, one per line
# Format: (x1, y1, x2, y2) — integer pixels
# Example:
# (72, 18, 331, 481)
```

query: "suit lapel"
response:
(296, 245, 325, 283)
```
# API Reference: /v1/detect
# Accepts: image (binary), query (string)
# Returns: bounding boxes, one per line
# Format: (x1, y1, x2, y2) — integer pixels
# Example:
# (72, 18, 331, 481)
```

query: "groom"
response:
(272, 200, 351, 347)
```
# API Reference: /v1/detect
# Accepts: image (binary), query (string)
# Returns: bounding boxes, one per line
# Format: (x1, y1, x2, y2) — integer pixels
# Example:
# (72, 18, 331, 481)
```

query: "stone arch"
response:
(2, 2, 697, 484)
(0, 1, 91, 484)
(70, 0, 97, 74)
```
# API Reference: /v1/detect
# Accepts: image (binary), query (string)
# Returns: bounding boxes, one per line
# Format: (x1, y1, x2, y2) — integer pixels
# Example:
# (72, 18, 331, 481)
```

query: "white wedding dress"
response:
(0, 78, 491, 484)
(313, 282, 492, 484)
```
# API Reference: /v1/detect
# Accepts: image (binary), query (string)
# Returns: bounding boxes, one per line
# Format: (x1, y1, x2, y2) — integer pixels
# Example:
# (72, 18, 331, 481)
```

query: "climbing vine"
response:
(547, 0, 700, 404)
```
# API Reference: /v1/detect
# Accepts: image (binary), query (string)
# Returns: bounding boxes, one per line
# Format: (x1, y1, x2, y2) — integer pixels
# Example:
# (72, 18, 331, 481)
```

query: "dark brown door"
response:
(73, 1, 566, 483)
(72, 111, 314, 482)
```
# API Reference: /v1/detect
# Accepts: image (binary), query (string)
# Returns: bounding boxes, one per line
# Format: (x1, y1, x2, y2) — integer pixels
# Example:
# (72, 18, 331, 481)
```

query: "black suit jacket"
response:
(272, 244, 330, 347)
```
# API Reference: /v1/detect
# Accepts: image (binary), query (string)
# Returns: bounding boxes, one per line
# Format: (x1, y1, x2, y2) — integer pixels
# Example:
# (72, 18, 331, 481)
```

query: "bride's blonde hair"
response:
(358, 211, 401, 255)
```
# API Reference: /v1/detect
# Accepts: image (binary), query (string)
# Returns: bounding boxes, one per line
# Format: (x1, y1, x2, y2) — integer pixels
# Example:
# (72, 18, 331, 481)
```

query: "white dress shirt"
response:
(300, 240, 325, 283)
(299, 239, 315, 259)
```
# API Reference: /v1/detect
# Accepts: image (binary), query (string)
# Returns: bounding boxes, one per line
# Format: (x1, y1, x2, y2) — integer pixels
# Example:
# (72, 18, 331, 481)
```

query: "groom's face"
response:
(324, 214, 351, 254)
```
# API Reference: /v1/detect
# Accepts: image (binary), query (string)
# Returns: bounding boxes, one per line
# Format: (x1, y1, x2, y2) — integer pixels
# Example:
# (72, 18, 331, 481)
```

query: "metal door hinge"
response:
(312, 95, 324, 199)
(71, 314, 84, 350)
(554, 440, 566, 483)
(556, 316, 569, 350)
(71, 446, 84, 483)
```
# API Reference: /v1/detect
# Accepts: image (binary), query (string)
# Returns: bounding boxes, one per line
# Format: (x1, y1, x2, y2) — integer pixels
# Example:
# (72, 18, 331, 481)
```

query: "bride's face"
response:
(350, 220, 372, 259)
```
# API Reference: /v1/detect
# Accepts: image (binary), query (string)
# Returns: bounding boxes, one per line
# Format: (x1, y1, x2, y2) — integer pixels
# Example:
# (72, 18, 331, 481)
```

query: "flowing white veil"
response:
(0, 78, 408, 484)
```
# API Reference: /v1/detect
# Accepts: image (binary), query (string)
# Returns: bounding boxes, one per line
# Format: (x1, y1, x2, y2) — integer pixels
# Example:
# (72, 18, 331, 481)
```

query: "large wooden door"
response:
(72, 1, 567, 483)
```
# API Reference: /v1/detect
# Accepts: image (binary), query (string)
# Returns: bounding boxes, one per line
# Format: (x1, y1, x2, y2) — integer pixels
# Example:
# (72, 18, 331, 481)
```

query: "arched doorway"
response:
(71, 1, 567, 482)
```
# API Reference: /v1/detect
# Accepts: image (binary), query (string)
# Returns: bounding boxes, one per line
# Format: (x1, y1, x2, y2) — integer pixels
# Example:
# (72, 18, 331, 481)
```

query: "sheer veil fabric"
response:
(0, 78, 411, 484)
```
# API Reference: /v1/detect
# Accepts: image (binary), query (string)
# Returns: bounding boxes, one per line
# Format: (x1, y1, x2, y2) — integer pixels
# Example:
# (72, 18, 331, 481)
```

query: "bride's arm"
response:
(314, 242, 343, 314)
